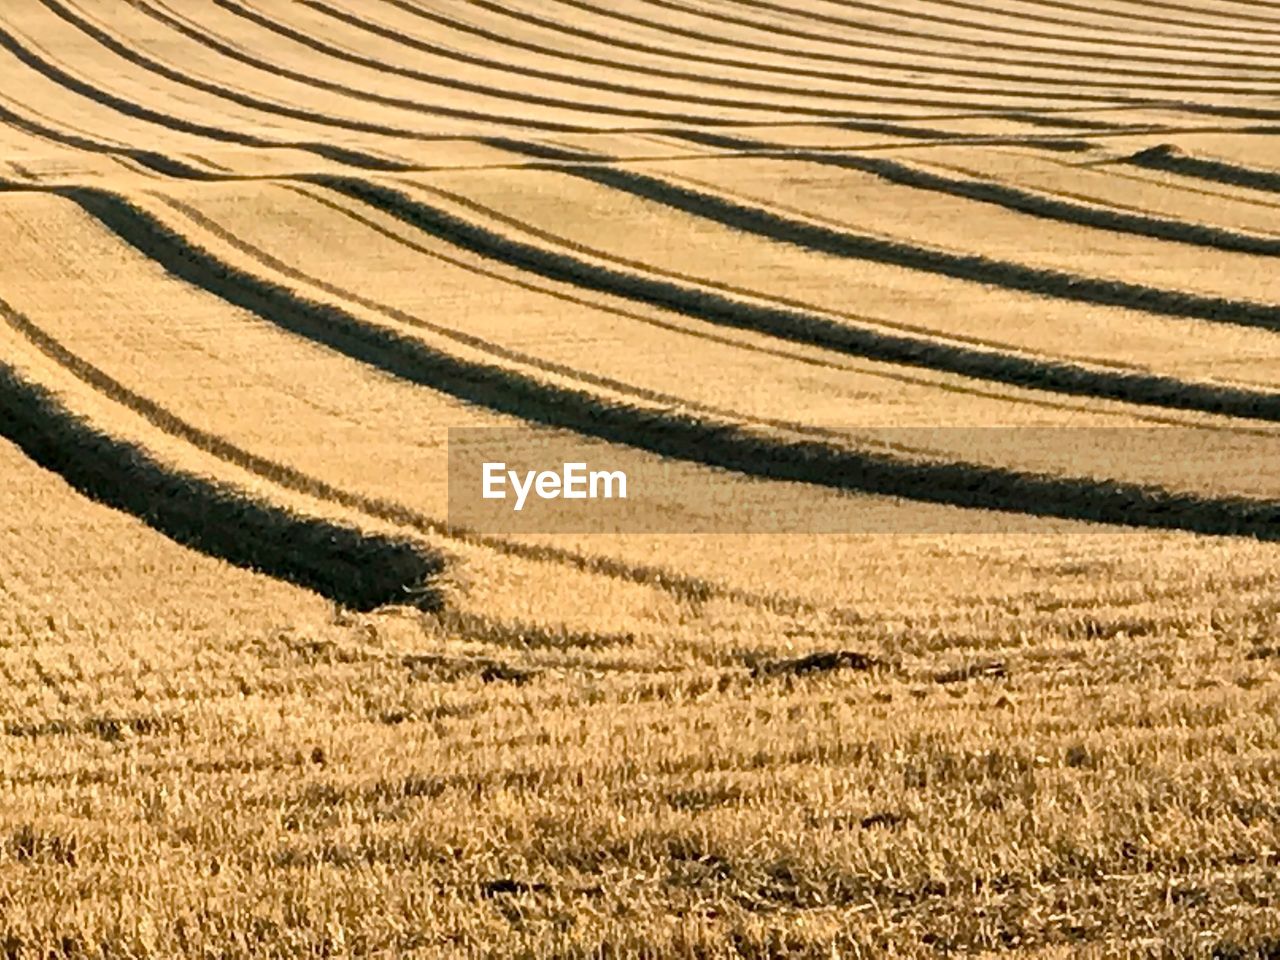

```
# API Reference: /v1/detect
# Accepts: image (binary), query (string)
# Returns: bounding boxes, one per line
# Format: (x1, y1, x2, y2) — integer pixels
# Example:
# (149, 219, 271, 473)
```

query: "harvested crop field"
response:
(2, 0, 1280, 956)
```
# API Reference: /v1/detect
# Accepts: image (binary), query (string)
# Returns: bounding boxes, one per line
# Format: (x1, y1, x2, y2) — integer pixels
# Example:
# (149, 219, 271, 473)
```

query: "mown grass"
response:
(2, 517, 1278, 957)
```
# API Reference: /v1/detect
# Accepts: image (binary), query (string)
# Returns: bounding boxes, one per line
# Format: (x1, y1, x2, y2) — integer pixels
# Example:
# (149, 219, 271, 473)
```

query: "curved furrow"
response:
(805, 0, 1280, 42)
(657, 132, 1280, 257)
(0, 94, 286, 179)
(341, 0, 930, 103)
(6, 162, 1260, 435)
(289, 0, 1244, 103)
(983, 0, 1280, 34)
(189, 0, 862, 119)
(119, 0, 834, 129)
(519, 163, 1280, 334)
(396, 173, 1280, 378)
(653, 0, 1280, 58)
(664, 127, 1093, 154)
(228, 183, 1266, 433)
(30, 0, 617, 136)
(0, 19, 274, 146)
(159, 189, 901, 448)
(277, 176, 1280, 424)
(0, 24, 430, 171)
(0, 342, 444, 612)
(818, 157, 1280, 257)
(0, 296, 788, 616)
(1011, 0, 1280, 31)
(53, 186, 1280, 541)
(538, 0, 1280, 74)
(146, 0, 1135, 117)
(441, 0, 1280, 83)
(1125, 146, 1280, 195)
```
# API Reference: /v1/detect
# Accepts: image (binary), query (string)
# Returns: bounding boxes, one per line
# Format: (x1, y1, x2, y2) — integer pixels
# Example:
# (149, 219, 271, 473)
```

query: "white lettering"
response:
(481, 462, 628, 510)
(482, 462, 506, 499)
(510, 469, 537, 512)
(591, 469, 627, 500)
(562, 462, 588, 499)
(535, 470, 561, 500)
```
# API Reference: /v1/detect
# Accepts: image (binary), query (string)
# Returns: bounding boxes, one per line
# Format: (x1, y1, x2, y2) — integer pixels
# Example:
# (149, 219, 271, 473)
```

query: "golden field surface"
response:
(3, 0, 1280, 955)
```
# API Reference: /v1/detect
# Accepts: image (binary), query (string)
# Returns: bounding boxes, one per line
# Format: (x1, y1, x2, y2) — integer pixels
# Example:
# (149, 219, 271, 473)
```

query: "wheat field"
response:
(2, 0, 1280, 956)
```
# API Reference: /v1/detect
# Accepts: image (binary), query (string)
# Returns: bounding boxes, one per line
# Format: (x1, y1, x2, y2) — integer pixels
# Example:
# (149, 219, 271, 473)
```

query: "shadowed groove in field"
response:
(829, 157, 1280, 256)
(316, 0, 1016, 105)
(825, 0, 1280, 40)
(61, 185, 1280, 540)
(189, 0, 866, 120)
(661, 132, 1280, 256)
(453, 0, 1280, 84)
(0, 297, 765, 615)
(139, 0, 1136, 118)
(0, 29, 421, 172)
(535, 0, 1280, 80)
(667, 126, 1092, 153)
(635, 0, 1280, 62)
(1125, 145, 1280, 194)
(12, 0, 1138, 155)
(371, 0, 1280, 89)
(271, 183, 1237, 445)
(0, 357, 443, 612)
(308, 176, 1280, 424)
(763, 0, 1280, 46)
(564, 164, 1280, 332)
(161, 189, 920, 451)
(0, 313, 728, 632)
(0, 95, 602, 178)
(267, 0, 1206, 107)
(121, 0, 819, 129)
(33, 0, 620, 137)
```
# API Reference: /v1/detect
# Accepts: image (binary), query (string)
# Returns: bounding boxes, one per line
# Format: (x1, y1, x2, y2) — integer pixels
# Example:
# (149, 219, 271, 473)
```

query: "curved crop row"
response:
(318, 175, 1280, 424)
(567, 164, 1280, 332)
(198, 0, 859, 119)
(538, 0, 1276, 75)
(821, 0, 1280, 41)
(0, 281, 769, 613)
(646, 0, 1280, 61)
(372, 0, 1280, 89)
(0, 23, 421, 171)
(0, 347, 443, 611)
(58, 184, 1280, 539)
(667, 134, 1280, 256)
(442, 0, 1280, 84)
(1126, 145, 1280, 194)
